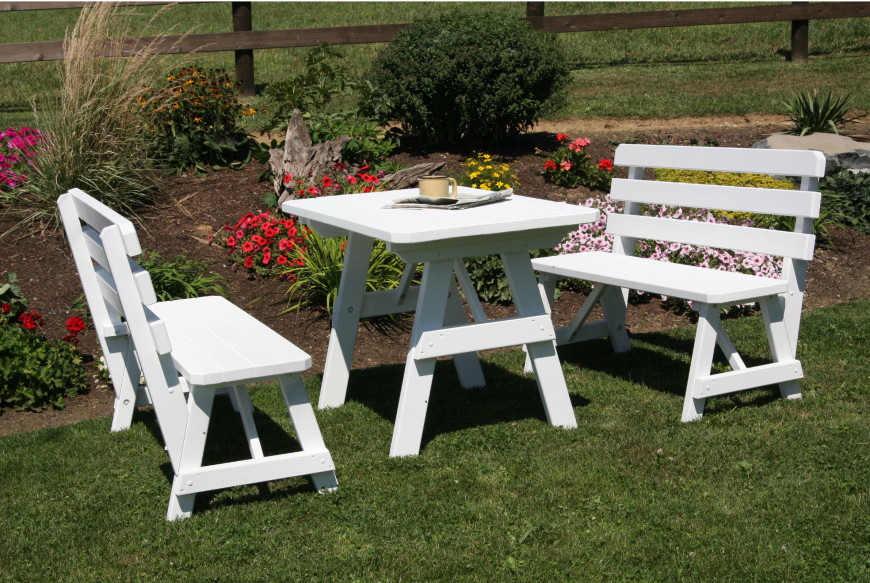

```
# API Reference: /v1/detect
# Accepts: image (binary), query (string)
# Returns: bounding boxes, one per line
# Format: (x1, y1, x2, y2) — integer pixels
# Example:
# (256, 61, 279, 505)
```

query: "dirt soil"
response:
(2, 114, 869, 436)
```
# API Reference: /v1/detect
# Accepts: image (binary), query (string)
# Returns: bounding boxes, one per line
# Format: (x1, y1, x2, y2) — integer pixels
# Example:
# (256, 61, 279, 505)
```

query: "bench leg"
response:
(760, 295, 802, 401)
(683, 302, 719, 422)
(168, 386, 216, 521)
(105, 336, 144, 432)
(231, 385, 265, 459)
(279, 374, 338, 491)
(599, 285, 631, 354)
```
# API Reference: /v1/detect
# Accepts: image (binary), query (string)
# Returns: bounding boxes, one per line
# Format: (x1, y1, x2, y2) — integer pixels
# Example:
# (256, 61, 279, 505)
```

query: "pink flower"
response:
(560, 161, 572, 171)
(569, 138, 590, 152)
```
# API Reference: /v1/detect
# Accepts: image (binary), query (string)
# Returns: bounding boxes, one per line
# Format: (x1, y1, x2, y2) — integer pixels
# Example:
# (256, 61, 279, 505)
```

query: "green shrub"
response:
(782, 90, 860, 136)
(281, 229, 408, 314)
(0, 272, 27, 323)
(304, 111, 398, 165)
(137, 250, 229, 301)
(820, 170, 870, 234)
(261, 45, 398, 166)
(367, 11, 568, 149)
(462, 249, 557, 305)
(0, 325, 88, 412)
(144, 66, 264, 177)
(263, 44, 352, 129)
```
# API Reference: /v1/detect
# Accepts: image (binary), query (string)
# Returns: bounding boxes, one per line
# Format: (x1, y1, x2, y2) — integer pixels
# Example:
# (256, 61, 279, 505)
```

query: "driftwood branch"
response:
(270, 109, 447, 205)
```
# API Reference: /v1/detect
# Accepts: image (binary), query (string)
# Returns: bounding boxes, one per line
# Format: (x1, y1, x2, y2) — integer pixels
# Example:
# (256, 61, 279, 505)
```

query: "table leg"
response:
(501, 251, 578, 429)
(444, 275, 486, 389)
(319, 233, 374, 409)
(390, 259, 455, 457)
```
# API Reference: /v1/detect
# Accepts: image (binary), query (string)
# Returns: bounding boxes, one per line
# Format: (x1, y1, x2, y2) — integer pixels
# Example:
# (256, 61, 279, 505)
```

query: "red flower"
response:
(556, 133, 569, 142)
(544, 159, 557, 171)
(242, 241, 254, 253)
(244, 256, 254, 268)
(347, 176, 357, 185)
(598, 158, 614, 171)
(283, 174, 292, 184)
(276, 256, 288, 265)
(322, 176, 333, 188)
(226, 236, 236, 248)
(66, 316, 86, 333)
(1, 303, 9, 313)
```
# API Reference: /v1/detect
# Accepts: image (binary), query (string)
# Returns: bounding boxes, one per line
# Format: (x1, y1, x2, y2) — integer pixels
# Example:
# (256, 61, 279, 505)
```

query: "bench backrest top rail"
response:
(610, 178, 821, 219)
(614, 143, 826, 177)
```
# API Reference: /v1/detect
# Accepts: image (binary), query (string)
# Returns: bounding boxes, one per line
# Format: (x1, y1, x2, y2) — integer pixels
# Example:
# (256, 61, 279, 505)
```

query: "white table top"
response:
(283, 187, 599, 245)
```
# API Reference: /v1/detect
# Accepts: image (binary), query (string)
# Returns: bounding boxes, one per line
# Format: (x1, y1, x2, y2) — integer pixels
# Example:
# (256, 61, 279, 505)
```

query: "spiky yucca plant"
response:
(783, 90, 859, 136)
(1, 3, 189, 234)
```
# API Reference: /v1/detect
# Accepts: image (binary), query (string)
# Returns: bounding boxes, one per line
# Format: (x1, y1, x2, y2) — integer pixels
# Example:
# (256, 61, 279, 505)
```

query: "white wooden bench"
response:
(530, 144, 825, 422)
(59, 188, 337, 520)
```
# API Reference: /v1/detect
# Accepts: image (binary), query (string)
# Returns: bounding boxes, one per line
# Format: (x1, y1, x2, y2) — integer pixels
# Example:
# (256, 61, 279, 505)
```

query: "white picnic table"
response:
(283, 187, 599, 457)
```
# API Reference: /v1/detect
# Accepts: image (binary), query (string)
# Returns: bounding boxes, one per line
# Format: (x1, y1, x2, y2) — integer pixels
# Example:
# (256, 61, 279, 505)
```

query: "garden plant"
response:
(782, 89, 861, 135)
(1, 272, 89, 412)
(541, 134, 614, 191)
(143, 66, 265, 177)
(367, 11, 569, 149)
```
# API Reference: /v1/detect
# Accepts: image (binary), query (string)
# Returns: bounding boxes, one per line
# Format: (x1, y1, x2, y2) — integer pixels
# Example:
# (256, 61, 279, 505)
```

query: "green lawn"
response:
(1, 301, 868, 581)
(2, 2, 868, 128)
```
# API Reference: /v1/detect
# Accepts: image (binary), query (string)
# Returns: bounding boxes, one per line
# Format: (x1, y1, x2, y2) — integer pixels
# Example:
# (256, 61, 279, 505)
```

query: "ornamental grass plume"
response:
(1, 2, 193, 235)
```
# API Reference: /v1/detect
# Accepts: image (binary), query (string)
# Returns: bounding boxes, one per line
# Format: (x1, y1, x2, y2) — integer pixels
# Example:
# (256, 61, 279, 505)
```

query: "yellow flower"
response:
(194, 117, 202, 123)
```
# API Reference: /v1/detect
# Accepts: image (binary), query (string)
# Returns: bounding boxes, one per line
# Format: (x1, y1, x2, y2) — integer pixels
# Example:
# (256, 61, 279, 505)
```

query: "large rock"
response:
(752, 133, 870, 175)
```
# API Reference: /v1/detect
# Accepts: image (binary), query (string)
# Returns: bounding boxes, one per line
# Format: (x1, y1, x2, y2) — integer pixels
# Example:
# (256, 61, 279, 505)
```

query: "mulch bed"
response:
(2, 117, 868, 436)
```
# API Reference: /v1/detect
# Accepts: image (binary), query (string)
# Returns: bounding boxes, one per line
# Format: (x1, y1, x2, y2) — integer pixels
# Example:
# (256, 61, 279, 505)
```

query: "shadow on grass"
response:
(342, 358, 591, 452)
(555, 331, 782, 414)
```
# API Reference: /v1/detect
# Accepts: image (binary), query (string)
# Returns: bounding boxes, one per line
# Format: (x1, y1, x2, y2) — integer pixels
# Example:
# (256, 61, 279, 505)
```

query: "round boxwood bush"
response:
(366, 11, 569, 149)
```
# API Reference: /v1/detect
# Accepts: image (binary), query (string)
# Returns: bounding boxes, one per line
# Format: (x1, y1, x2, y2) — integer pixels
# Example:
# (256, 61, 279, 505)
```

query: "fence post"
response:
(232, 1, 254, 96)
(790, 1, 809, 62)
(526, 2, 545, 31)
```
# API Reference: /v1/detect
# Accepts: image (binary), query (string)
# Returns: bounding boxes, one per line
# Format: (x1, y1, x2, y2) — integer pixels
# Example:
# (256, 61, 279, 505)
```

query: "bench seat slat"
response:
(606, 214, 816, 260)
(532, 252, 788, 305)
(613, 144, 826, 177)
(150, 296, 312, 387)
(610, 178, 821, 218)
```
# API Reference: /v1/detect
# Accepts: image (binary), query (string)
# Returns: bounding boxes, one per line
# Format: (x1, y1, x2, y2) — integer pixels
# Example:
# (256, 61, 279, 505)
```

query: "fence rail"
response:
(2, 2, 869, 96)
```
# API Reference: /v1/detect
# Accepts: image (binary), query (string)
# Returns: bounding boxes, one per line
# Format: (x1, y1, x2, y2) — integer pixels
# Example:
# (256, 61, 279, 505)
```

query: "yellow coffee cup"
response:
(418, 175, 458, 199)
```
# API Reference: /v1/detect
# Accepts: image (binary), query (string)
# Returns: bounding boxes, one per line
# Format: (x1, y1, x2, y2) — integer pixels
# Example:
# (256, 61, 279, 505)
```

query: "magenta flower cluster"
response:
(558, 193, 782, 303)
(0, 127, 44, 191)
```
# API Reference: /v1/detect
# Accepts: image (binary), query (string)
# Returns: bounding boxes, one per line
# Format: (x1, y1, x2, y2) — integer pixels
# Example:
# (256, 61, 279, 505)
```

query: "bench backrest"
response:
(58, 188, 187, 467)
(609, 144, 825, 261)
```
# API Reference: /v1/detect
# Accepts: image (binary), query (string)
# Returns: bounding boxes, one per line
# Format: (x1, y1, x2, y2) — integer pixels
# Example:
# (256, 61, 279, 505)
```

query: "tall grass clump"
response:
(0, 2, 188, 234)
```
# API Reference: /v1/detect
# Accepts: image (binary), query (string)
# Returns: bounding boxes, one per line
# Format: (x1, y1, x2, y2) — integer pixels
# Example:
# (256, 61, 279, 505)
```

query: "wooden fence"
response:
(1, 1, 869, 96)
